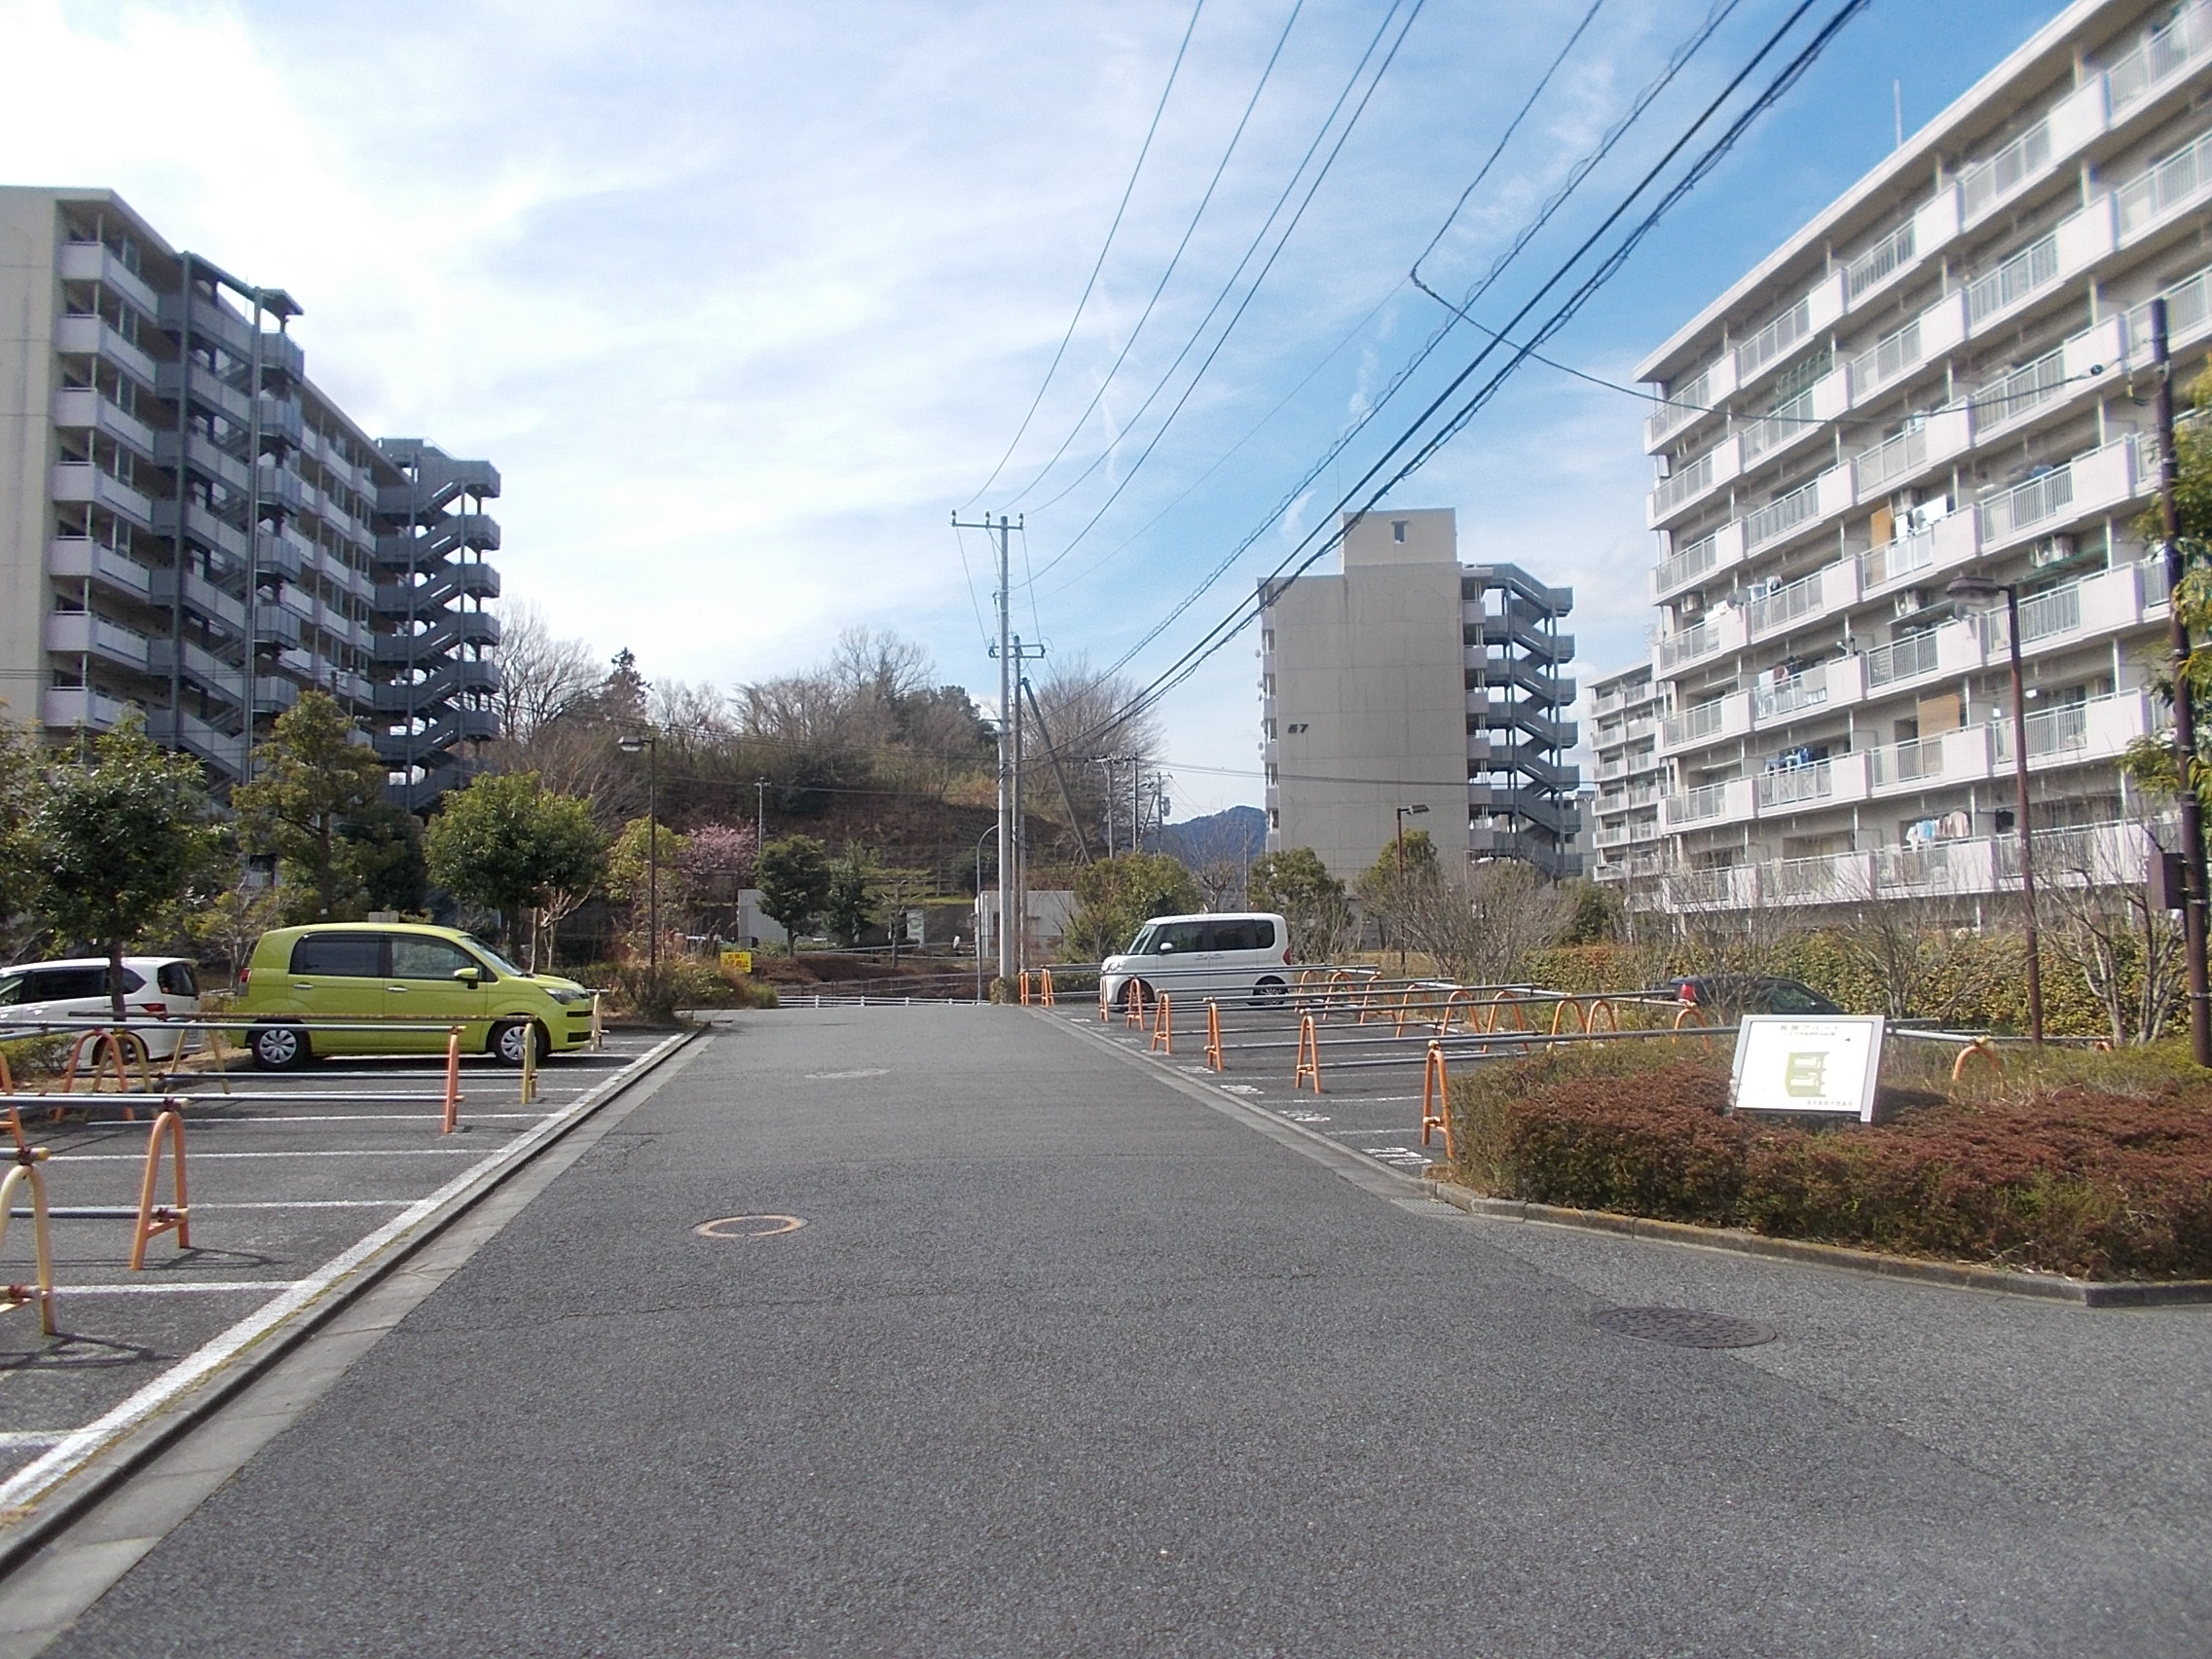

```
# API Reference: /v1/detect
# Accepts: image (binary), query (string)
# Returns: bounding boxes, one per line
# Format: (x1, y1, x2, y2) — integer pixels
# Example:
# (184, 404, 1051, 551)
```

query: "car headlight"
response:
(546, 988, 589, 1005)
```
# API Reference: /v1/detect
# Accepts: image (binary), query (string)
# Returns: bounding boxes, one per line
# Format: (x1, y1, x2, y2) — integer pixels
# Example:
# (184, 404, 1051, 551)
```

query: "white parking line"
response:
(0, 1433, 69, 1452)
(55, 1281, 303, 1296)
(48, 1148, 485, 1162)
(73, 1112, 556, 1127)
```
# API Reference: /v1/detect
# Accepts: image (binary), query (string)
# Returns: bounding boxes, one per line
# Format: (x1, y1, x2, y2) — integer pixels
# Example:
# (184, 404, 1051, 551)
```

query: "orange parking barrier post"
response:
(1951, 1036, 2004, 1084)
(441, 1027, 463, 1134)
(1040, 968, 1055, 1008)
(520, 1022, 539, 1107)
(1124, 988, 1145, 1029)
(128, 1106, 190, 1271)
(1419, 1043, 1454, 1160)
(1203, 1000, 1223, 1072)
(1150, 995, 1174, 1055)
(1018, 973, 1032, 1007)
(1587, 998, 1619, 1034)
(0, 1110, 55, 1335)
(590, 991, 606, 1051)
(1293, 1014, 1322, 1094)
(0, 1050, 12, 1095)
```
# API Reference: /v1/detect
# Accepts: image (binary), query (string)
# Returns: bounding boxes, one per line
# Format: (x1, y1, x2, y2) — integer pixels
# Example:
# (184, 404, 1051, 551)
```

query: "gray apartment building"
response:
(1628, 0, 2212, 913)
(0, 187, 501, 807)
(1259, 507, 1580, 881)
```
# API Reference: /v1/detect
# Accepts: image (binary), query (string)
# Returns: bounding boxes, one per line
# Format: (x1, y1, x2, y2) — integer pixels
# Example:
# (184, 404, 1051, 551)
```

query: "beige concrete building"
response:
(1259, 508, 1580, 881)
(0, 187, 500, 804)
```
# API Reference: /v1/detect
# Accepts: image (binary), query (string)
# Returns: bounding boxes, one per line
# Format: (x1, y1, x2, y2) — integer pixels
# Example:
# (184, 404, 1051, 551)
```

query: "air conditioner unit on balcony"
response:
(2028, 535, 2077, 570)
(1902, 497, 1951, 535)
(1893, 591, 1928, 619)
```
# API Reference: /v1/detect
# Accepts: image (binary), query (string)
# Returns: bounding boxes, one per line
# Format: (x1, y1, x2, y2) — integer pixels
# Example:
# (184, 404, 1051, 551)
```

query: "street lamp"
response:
(973, 823, 1001, 1003)
(617, 732, 660, 975)
(1394, 804, 1429, 975)
(1946, 572, 2044, 1044)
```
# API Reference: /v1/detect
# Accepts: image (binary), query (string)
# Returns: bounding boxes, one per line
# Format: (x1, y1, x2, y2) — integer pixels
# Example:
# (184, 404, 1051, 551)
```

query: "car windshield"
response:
(461, 936, 526, 978)
(1124, 926, 1157, 956)
(0, 974, 21, 1008)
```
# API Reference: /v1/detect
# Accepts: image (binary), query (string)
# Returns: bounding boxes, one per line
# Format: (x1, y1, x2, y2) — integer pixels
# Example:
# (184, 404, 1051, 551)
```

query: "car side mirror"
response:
(453, 967, 485, 984)
(1158, 942, 1175, 953)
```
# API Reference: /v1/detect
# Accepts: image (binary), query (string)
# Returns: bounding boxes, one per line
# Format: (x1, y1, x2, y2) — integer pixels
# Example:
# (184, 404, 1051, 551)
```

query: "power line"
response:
(1015, 0, 1426, 570)
(1053, 0, 1746, 671)
(1003, 0, 1309, 511)
(960, 0, 1208, 510)
(1073, 0, 1867, 753)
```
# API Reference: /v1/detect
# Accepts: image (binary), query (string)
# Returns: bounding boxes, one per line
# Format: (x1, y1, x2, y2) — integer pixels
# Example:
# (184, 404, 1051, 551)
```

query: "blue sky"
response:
(0, 0, 2067, 811)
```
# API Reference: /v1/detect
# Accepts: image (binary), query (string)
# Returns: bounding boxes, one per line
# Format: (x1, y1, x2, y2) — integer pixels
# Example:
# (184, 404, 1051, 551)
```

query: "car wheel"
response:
(491, 1019, 543, 1067)
(1122, 980, 1153, 1014)
(1252, 975, 1287, 1010)
(250, 1023, 311, 1071)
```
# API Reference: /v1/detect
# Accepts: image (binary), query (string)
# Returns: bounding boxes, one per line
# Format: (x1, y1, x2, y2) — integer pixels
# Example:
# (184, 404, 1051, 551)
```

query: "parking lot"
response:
(0, 1029, 682, 1516)
(1043, 985, 1501, 1175)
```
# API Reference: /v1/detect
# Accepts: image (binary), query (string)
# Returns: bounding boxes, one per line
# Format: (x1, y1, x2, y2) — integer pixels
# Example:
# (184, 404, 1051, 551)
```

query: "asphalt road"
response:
(30, 1005, 2212, 1656)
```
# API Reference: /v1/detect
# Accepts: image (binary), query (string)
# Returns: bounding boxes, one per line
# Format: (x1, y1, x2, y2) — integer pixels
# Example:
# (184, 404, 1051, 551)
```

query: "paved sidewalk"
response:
(31, 1005, 2212, 1656)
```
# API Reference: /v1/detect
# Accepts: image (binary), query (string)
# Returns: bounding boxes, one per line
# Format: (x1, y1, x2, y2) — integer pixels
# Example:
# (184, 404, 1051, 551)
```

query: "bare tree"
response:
(1399, 859, 1572, 985)
(1829, 881, 2011, 1025)
(2041, 823, 2185, 1045)
(492, 603, 602, 741)
(1031, 655, 1163, 844)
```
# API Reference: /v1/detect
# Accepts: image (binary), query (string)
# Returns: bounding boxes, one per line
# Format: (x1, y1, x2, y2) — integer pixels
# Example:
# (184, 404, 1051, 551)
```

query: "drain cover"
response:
(1591, 1307, 1778, 1348)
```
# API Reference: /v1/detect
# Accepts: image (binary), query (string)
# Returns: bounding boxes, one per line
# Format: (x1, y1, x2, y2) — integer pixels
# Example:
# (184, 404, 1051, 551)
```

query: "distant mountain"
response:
(1153, 805, 1267, 866)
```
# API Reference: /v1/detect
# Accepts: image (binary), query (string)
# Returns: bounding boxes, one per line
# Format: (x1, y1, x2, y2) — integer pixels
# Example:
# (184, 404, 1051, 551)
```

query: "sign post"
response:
(1730, 1015, 1885, 1123)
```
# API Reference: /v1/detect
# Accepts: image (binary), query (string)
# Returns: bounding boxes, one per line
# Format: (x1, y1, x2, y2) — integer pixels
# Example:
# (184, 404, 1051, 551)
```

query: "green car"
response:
(230, 923, 596, 1071)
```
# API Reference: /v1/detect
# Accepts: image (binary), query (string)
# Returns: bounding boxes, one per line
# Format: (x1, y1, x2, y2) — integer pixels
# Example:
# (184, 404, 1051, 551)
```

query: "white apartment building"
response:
(1632, 0, 2212, 913)
(1587, 659, 1666, 890)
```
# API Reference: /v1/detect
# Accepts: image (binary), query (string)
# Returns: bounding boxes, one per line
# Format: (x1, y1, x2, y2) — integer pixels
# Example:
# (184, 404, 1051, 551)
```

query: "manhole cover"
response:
(693, 1214, 805, 1239)
(1590, 1307, 1778, 1348)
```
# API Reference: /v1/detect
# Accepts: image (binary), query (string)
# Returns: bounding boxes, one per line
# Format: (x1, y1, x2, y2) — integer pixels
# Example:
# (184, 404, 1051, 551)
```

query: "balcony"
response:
(1844, 221, 1916, 306)
(51, 461, 153, 530)
(46, 538, 153, 602)
(1663, 778, 1749, 828)
(1965, 233, 2058, 328)
(43, 610, 152, 672)
(2119, 123, 2212, 242)
(1734, 296, 1813, 386)
(1646, 442, 1732, 527)
(1960, 118, 2051, 224)
(56, 240, 162, 318)
(1660, 694, 1744, 751)
(1747, 562, 1850, 641)
(1977, 465, 2075, 544)
(1645, 362, 1717, 449)
(2106, 0, 2212, 121)
(1868, 726, 1993, 793)
(1753, 756, 1855, 814)
(1970, 349, 2068, 439)
(1750, 660, 1848, 724)
(1847, 317, 1923, 402)
(52, 314, 158, 390)
(1851, 424, 1927, 498)
(1654, 607, 1745, 673)
(1743, 477, 1825, 550)
(39, 686, 129, 733)
(51, 387, 157, 459)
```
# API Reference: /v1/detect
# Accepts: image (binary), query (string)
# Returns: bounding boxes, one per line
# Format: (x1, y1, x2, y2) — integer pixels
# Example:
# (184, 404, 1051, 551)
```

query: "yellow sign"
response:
(719, 948, 754, 975)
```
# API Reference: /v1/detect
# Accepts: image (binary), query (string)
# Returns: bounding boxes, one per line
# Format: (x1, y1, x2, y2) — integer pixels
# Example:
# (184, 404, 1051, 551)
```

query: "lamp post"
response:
(1946, 573, 2043, 1044)
(1393, 803, 1429, 975)
(618, 732, 660, 975)
(974, 823, 1000, 1003)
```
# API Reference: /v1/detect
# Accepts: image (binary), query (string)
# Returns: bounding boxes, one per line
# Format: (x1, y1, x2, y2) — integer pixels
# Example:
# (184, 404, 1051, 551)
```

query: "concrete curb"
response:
(0, 1029, 705, 1584)
(1421, 1178, 2212, 1308)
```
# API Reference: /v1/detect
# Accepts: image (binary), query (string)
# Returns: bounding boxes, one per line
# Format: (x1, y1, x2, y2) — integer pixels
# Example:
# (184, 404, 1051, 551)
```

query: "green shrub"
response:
(585, 959, 778, 1022)
(1449, 1043, 2212, 1278)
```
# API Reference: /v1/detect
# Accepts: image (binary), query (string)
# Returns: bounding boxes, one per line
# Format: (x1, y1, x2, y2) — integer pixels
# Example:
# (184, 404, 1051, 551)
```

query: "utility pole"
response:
(2154, 297, 2212, 1066)
(952, 511, 1022, 989)
(755, 777, 767, 852)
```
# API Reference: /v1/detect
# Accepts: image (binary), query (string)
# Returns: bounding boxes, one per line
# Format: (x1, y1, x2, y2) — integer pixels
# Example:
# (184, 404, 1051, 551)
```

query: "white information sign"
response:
(1730, 1015, 1885, 1122)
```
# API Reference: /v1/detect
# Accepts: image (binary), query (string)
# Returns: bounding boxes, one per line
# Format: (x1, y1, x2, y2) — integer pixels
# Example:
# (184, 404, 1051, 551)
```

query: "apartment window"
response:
(1392, 520, 1407, 542)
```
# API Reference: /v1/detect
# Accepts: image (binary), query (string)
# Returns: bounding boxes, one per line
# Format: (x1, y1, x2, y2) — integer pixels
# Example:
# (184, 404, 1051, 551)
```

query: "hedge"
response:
(1452, 1048, 2212, 1279)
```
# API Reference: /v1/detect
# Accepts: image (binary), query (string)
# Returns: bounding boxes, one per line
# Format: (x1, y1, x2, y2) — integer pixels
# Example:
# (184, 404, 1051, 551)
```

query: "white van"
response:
(1099, 912, 1291, 1011)
(0, 957, 203, 1060)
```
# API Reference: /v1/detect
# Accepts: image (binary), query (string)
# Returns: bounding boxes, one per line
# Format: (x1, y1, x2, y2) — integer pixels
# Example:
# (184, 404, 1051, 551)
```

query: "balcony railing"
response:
(1648, 366, 1711, 444)
(1845, 222, 1915, 302)
(1751, 664, 1828, 721)
(2128, 265, 2212, 350)
(1960, 119, 2051, 221)
(1656, 532, 1719, 593)
(2004, 580, 2084, 646)
(1859, 530, 1936, 590)
(1853, 424, 1927, 494)
(1991, 701, 2089, 763)
(1965, 233, 2058, 325)
(1971, 349, 2065, 431)
(1745, 480, 1822, 548)
(1735, 297, 1812, 383)
(1977, 464, 2073, 541)
(2119, 124, 2212, 237)
(1656, 619, 1714, 671)
(1741, 386, 1818, 462)
(1869, 731, 1949, 787)
(1667, 782, 1733, 824)
(1746, 569, 1825, 636)
(1849, 318, 1922, 397)
(1650, 449, 1716, 517)
(2107, 0, 2212, 119)
(1663, 699, 1729, 747)
(1755, 761, 1832, 810)
(1863, 629, 1940, 688)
